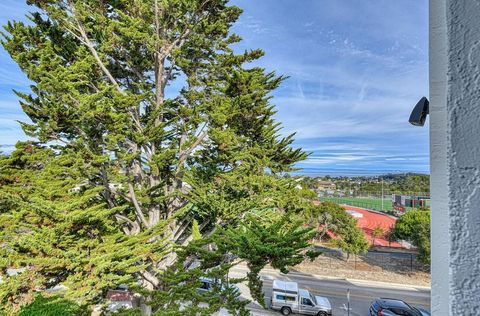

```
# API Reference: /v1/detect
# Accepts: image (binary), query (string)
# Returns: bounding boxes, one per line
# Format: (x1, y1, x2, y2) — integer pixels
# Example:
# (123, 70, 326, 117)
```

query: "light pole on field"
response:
(381, 177, 384, 210)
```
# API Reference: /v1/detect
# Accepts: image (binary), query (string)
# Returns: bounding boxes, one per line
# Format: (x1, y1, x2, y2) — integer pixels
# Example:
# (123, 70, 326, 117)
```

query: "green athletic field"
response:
(321, 196, 430, 212)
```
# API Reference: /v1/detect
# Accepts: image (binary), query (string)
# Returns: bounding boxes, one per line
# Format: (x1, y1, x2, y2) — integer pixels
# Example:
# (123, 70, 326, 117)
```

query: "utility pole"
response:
(347, 288, 350, 316)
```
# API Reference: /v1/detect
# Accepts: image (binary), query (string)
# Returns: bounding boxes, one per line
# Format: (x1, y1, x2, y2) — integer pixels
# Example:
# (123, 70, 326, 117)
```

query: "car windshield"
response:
(410, 306, 424, 316)
(309, 293, 316, 305)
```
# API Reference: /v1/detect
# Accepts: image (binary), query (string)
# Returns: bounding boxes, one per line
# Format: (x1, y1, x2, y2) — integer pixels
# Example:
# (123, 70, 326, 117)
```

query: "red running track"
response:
(340, 205, 403, 248)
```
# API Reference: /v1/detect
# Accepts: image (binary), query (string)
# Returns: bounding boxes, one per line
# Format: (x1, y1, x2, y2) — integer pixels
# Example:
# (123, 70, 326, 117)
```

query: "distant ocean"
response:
(291, 167, 430, 177)
(0, 144, 16, 153)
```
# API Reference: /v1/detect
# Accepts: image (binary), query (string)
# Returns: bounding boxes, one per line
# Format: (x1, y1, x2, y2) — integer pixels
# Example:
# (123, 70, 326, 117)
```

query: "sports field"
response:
(321, 196, 431, 212)
(322, 197, 393, 211)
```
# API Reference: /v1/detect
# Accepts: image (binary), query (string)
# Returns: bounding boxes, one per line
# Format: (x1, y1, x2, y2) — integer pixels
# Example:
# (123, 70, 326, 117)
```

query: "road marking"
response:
(340, 303, 352, 311)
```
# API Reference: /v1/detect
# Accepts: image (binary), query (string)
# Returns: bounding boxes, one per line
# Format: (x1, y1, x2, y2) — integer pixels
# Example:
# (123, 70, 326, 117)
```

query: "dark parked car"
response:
(196, 277, 240, 295)
(370, 298, 430, 316)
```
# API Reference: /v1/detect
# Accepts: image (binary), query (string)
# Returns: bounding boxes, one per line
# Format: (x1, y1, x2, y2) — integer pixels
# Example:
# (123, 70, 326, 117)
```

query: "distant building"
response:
(316, 180, 336, 191)
(106, 289, 139, 312)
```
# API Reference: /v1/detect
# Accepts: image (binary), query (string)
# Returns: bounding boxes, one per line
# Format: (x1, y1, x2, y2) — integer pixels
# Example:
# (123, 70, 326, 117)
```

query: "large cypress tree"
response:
(1, 1, 317, 314)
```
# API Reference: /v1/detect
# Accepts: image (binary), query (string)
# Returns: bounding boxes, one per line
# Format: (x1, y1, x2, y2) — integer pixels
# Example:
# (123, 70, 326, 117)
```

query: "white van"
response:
(270, 279, 332, 316)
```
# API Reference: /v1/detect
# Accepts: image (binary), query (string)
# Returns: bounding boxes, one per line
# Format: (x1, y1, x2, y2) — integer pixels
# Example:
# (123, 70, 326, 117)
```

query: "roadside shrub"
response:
(393, 209, 430, 264)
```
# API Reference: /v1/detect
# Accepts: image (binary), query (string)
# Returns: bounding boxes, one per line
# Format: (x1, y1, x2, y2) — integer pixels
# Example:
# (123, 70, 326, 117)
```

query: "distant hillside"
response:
(301, 173, 430, 195)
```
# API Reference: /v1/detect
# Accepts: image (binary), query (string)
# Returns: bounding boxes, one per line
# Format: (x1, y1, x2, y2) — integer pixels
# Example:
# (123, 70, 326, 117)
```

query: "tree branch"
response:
(154, 0, 166, 130)
(158, 0, 213, 59)
(100, 163, 115, 209)
(67, 0, 119, 90)
(160, 28, 191, 58)
(128, 181, 150, 228)
(174, 218, 210, 243)
(67, 0, 143, 132)
(162, 57, 177, 92)
(114, 214, 141, 235)
(139, 270, 160, 288)
(175, 130, 208, 175)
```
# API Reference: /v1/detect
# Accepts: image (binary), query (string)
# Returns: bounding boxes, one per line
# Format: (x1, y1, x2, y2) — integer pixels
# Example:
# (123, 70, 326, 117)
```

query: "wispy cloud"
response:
(232, 0, 429, 175)
(0, 0, 429, 174)
(0, 1, 33, 150)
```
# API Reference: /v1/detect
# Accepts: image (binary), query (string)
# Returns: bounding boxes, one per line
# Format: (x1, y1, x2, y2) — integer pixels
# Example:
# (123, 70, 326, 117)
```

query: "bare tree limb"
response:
(128, 182, 150, 228)
(162, 57, 177, 91)
(114, 214, 141, 235)
(157, 0, 213, 59)
(100, 163, 115, 209)
(63, 25, 87, 45)
(160, 28, 191, 59)
(154, 0, 166, 131)
(176, 130, 208, 175)
(139, 270, 160, 288)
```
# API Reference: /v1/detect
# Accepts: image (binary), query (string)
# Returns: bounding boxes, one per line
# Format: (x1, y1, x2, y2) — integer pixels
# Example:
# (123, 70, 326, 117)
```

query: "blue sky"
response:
(0, 0, 429, 176)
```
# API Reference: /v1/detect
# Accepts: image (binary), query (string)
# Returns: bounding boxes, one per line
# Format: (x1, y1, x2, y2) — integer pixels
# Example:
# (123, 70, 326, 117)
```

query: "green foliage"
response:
(372, 225, 384, 246)
(306, 202, 368, 255)
(0, 0, 317, 314)
(372, 225, 384, 237)
(153, 211, 318, 313)
(191, 219, 202, 241)
(386, 174, 430, 193)
(393, 209, 430, 264)
(224, 214, 319, 305)
(18, 294, 88, 316)
(0, 143, 166, 313)
(334, 226, 369, 259)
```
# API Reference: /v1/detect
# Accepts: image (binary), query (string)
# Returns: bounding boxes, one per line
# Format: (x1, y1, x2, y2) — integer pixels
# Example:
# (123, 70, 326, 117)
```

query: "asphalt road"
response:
(229, 265, 431, 316)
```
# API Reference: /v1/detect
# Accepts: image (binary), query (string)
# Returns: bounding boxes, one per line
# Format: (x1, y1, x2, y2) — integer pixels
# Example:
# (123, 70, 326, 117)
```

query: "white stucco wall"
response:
(429, 0, 449, 315)
(446, 1, 480, 314)
(431, 1, 480, 314)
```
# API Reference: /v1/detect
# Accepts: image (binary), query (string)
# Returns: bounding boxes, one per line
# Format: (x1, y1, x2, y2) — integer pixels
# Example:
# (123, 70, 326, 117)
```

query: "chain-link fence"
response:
(314, 247, 430, 273)
(320, 196, 396, 213)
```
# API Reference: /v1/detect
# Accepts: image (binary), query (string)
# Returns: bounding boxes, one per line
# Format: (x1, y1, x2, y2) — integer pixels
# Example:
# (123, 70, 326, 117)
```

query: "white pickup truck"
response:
(270, 279, 332, 316)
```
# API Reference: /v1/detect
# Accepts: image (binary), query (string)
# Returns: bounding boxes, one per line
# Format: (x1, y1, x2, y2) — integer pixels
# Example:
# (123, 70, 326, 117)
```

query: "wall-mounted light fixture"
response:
(409, 97, 430, 126)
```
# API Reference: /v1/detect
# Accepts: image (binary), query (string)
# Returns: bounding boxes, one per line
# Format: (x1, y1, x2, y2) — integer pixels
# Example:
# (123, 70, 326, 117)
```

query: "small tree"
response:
(393, 209, 430, 264)
(304, 202, 369, 260)
(335, 226, 369, 261)
(306, 202, 359, 243)
(385, 225, 396, 247)
(152, 212, 319, 312)
(371, 225, 384, 247)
